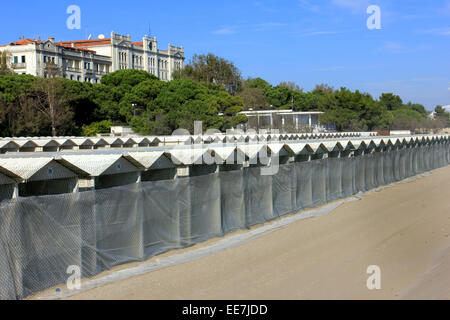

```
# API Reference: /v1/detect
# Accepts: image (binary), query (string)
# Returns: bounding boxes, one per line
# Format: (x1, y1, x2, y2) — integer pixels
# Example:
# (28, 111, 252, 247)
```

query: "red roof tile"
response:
(58, 38, 111, 44)
(57, 39, 111, 48)
(2, 38, 44, 46)
(56, 44, 96, 53)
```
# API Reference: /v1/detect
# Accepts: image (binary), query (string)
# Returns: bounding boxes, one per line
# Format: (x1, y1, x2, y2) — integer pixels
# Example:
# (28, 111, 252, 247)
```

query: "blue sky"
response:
(1, 0, 449, 110)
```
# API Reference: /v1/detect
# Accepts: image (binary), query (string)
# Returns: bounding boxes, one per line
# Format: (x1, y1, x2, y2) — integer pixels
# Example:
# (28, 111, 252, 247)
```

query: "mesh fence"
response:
(0, 142, 449, 299)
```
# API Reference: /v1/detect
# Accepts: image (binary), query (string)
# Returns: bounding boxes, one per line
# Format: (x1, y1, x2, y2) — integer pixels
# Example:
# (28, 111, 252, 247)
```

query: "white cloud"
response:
(331, 0, 371, 12)
(416, 28, 450, 36)
(380, 41, 403, 53)
(212, 27, 238, 35)
(316, 66, 345, 71)
(212, 22, 288, 35)
(411, 78, 444, 82)
(293, 30, 341, 37)
(253, 22, 288, 31)
(253, 1, 276, 12)
(377, 41, 431, 54)
(298, 0, 320, 13)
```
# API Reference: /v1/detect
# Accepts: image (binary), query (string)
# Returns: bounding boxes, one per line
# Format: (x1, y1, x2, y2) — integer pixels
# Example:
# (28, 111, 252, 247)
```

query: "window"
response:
(14, 56, 18, 64)
(21, 56, 26, 63)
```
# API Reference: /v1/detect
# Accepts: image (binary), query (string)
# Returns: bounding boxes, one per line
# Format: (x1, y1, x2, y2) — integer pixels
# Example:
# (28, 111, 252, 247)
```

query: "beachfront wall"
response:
(0, 141, 449, 299)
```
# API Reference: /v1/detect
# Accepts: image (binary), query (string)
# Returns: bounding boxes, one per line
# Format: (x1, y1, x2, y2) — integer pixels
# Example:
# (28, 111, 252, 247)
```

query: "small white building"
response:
(237, 110, 325, 132)
(110, 126, 135, 137)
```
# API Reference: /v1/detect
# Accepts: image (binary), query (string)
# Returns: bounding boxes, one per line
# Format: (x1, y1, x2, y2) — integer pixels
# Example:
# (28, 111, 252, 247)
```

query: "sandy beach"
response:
(34, 165, 450, 300)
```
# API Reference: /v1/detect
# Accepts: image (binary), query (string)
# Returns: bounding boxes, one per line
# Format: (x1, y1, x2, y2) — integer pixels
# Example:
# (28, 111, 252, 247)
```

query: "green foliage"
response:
(0, 55, 444, 137)
(434, 105, 450, 127)
(81, 120, 113, 137)
(237, 80, 437, 132)
(405, 102, 428, 117)
(238, 86, 268, 110)
(246, 77, 272, 91)
(0, 74, 43, 136)
(101, 69, 159, 87)
(173, 53, 242, 95)
(129, 79, 246, 135)
(380, 93, 403, 111)
(0, 51, 13, 75)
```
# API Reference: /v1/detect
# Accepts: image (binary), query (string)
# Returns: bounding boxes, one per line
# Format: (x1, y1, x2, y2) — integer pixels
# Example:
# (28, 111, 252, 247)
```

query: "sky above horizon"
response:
(1, 0, 449, 110)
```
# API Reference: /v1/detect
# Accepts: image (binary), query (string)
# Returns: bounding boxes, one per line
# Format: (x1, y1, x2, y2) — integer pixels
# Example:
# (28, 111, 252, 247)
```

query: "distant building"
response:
(428, 111, 436, 120)
(429, 105, 450, 120)
(236, 110, 329, 133)
(0, 32, 184, 83)
(110, 126, 135, 137)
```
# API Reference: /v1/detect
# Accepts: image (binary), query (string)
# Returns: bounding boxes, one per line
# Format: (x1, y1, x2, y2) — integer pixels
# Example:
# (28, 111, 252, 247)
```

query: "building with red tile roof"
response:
(0, 32, 185, 82)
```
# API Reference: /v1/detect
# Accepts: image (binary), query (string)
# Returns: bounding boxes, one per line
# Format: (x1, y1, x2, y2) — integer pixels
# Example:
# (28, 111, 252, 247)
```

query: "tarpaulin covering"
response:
(0, 142, 449, 299)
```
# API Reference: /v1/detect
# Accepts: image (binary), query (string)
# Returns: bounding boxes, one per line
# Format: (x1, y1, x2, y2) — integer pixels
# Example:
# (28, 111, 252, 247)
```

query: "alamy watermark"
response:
(367, 5, 381, 30)
(366, 265, 381, 290)
(66, 5, 81, 30)
(66, 265, 81, 290)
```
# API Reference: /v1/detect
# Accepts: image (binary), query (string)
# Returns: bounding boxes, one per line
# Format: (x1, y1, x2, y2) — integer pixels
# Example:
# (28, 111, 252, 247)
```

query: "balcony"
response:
(12, 63, 26, 69)
(95, 70, 110, 75)
(65, 66, 81, 73)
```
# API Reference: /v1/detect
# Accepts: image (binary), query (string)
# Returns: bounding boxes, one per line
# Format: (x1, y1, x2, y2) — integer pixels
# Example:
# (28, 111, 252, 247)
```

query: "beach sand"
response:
(36, 165, 450, 300)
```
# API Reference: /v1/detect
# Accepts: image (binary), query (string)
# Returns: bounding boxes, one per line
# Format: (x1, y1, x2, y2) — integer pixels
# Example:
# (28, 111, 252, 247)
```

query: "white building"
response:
(237, 110, 327, 132)
(0, 32, 185, 83)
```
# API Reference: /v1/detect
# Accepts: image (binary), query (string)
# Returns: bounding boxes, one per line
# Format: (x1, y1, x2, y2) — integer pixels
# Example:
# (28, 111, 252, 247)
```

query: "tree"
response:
(100, 69, 158, 87)
(127, 79, 246, 135)
(82, 120, 113, 136)
(0, 92, 45, 136)
(313, 84, 334, 94)
(380, 93, 403, 111)
(245, 77, 272, 91)
(30, 64, 73, 136)
(173, 53, 242, 95)
(279, 81, 303, 92)
(238, 86, 268, 110)
(0, 74, 39, 136)
(405, 102, 427, 117)
(0, 51, 13, 75)
(435, 105, 450, 127)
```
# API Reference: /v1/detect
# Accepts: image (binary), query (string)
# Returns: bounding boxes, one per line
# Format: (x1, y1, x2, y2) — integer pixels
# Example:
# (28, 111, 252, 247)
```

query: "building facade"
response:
(0, 32, 185, 83)
(236, 110, 328, 133)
